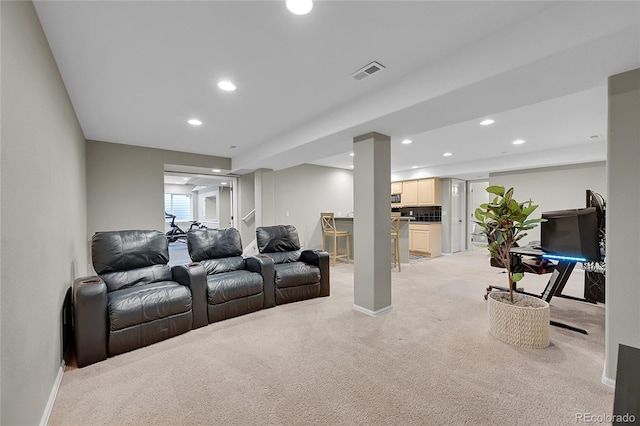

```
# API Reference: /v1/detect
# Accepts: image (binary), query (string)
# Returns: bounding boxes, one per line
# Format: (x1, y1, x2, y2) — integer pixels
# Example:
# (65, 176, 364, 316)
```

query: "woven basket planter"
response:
(488, 292, 550, 348)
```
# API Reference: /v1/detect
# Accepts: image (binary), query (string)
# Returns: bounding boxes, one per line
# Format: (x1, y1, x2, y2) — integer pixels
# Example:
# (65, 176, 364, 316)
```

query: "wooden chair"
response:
(391, 213, 401, 272)
(320, 212, 350, 266)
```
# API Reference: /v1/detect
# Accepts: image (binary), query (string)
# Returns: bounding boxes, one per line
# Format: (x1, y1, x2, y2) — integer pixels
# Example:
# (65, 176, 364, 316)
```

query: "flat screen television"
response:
(540, 207, 601, 262)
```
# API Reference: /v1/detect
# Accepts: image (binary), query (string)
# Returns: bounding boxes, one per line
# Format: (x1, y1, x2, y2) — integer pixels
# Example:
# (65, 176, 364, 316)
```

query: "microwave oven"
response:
(391, 194, 401, 203)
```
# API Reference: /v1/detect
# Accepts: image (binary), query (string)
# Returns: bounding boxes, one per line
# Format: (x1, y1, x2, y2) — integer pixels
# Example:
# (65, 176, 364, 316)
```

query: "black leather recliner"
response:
(73, 230, 207, 367)
(187, 228, 275, 323)
(256, 225, 329, 305)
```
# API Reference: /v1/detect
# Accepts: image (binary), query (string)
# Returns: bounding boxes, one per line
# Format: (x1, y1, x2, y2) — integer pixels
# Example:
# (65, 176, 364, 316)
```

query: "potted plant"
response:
(474, 186, 550, 348)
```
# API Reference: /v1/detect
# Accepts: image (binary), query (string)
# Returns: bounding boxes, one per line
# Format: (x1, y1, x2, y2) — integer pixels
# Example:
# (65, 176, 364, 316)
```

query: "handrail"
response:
(242, 209, 255, 223)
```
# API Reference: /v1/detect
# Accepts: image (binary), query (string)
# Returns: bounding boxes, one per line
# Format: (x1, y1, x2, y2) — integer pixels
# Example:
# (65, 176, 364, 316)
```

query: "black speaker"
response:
(613, 344, 640, 424)
(62, 286, 73, 362)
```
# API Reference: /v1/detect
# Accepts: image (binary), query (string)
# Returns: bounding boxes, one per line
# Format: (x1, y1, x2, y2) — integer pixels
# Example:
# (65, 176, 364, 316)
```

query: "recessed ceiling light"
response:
(187, 119, 202, 126)
(480, 119, 495, 126)
(218, 81, 236, 91)
(212, 169, 221, 173)
(513, 139, 525, 145)
(349, 152, 354, 157)
(443, 152, 453, 157)
(182, 177, 189, 181)
(286, 0, 313, 15)
(350, 165, 354, 168)
(221, 182, 227, 185)
(401, 139, 412, 145)
(411, 166, 418, 169)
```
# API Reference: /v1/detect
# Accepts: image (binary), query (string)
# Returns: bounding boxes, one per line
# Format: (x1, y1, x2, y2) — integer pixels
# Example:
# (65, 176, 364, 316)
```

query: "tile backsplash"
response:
(392, 206, 442, 222)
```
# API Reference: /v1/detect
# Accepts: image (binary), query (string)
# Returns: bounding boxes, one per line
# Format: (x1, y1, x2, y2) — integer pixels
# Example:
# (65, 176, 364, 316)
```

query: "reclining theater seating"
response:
(187, 228, 275, 323)
(256, 225, 330, 305)
(73, 230, 207, 367)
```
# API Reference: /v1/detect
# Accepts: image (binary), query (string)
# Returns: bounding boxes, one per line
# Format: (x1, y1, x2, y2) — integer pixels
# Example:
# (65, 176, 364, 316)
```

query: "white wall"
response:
(490, 161, 606, 244)
(605, 68, 640, 383)
(1, 2, 88, 423)
(197, 186, 219, 225)
(273, 164, 353, 249)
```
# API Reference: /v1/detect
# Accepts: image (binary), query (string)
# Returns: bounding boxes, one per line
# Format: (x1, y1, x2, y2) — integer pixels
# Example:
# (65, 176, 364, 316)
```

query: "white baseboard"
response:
(353, 304, 393, 316)
(602, 371, 616, 388)
(40, 360, 65, 426)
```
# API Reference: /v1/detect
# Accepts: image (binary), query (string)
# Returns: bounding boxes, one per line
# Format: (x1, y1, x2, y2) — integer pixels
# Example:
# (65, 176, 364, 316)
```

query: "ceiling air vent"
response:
(351, 61, 385, 81)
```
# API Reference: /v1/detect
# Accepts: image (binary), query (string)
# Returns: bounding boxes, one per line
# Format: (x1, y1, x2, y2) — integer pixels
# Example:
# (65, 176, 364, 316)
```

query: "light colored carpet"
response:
(50, 251, 612, 425)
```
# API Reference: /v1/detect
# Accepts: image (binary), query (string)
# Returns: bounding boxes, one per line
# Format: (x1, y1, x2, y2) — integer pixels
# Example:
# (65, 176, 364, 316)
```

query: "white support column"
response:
(604, 68, 640, 384)
(353, 132, 392, 315)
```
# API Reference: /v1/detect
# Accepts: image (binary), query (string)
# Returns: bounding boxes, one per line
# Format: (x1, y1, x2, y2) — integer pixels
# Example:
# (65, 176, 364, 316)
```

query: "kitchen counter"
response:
(332, 216, 410, 264)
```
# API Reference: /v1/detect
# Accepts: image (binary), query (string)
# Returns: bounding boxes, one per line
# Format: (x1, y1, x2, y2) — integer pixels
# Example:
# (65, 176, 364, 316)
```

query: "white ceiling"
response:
(33, 1, 640, 180)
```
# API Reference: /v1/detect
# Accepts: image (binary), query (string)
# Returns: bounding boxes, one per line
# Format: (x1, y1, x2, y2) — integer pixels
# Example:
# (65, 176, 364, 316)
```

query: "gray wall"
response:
(605, 68, 640, 382)
(273, 164, 354, 249)
(238, 173, 256, 249)
(490, 161, 607, 245)
(86, 140, 230, 253)
(218, 185, 232, 228)
(1, 2, 88, 424)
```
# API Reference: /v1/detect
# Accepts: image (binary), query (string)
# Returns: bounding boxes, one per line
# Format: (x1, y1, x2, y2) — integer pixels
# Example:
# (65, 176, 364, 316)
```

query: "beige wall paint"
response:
(490, 161, 607, 245)
(1, 2, 88, 424)
(86, 140, 230, 248)
(273, 164, 354, 250)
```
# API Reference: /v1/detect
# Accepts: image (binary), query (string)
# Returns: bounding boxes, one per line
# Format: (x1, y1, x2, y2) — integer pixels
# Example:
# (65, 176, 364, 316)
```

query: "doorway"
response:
(468, 180, 490, 249)
(164, 171, 237, 231)
(450, 179, 466, 253)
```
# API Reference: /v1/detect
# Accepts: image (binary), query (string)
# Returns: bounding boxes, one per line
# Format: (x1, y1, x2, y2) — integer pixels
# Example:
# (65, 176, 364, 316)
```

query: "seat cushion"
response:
(207, 270, 263, 305)
(274, 262, 321, 289)
(107, 281, 192, 331)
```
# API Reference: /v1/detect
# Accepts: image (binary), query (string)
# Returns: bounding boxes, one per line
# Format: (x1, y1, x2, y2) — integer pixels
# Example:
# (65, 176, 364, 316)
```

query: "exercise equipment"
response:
(165, 212, 187, 242)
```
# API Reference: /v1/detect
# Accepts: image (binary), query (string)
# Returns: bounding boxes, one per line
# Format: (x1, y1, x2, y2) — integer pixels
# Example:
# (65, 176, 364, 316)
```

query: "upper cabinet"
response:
(418, 178, 440, 206)
(391, 178, 441, 206)
(402, 180, 418, 206)
(391, 181, 403, 195)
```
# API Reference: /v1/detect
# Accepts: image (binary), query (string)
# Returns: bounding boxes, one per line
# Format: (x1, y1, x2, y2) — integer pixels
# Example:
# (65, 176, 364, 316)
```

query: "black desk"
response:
(486, 246, 591, 334)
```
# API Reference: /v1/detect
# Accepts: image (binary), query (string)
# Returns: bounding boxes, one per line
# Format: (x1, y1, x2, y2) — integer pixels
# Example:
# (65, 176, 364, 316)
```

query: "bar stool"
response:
(320, 212, 350, 266)
(391, 213, 401, 272)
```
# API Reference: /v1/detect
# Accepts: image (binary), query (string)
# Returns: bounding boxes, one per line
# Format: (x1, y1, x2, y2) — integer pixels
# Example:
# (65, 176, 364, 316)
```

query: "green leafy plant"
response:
(474, 186, 544, 303)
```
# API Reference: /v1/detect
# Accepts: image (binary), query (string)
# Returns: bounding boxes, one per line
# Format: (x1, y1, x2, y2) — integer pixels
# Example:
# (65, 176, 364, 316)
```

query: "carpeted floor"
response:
(50, 250, 612, 425)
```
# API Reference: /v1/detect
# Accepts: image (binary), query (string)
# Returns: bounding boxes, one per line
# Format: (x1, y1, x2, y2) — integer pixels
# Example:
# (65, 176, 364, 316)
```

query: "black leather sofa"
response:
(187, 228, 275, 323)
(73, 230, 207, 367)
(256, 225, 330, 305)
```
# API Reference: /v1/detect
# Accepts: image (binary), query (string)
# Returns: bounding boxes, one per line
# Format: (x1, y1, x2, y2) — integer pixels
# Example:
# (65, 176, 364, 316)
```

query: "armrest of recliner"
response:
(172, 263, 208, 329)
(246, 255, 276, 308)
(73, 276, 108, 367)
(301, 249, 330, 297)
